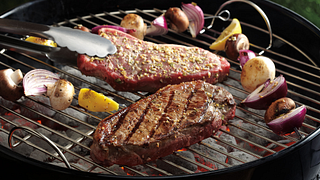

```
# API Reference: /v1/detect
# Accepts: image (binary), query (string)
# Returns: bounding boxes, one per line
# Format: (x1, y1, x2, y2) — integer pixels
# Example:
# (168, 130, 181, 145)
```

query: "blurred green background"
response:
(271, 0, 320, 28)
(0, 0, 320, 28)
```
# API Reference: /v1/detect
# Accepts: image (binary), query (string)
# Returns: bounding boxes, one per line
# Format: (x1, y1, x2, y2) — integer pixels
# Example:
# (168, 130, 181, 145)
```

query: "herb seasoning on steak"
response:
(77, 28, 230, 92)
(90, 80, 236, 167)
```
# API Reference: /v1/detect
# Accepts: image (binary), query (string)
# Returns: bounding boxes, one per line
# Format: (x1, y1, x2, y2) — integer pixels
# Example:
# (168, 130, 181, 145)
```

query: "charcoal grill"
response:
(0, 0, 320, 179)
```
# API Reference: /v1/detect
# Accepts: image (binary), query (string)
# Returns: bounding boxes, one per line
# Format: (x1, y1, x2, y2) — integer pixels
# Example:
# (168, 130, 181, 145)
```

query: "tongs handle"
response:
(0, 18, 50, 39)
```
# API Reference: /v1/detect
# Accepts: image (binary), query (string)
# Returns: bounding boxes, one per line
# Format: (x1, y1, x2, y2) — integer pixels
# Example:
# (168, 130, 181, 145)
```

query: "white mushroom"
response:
(46, 79, 75, 110)
(241, 56, 276, 92)
(0, 69, 24, 101)
(120, 14, 147, 40)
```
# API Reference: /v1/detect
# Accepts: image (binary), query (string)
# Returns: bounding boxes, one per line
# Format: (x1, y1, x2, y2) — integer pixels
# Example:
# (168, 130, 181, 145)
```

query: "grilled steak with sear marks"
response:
(90, 80, 236, 167)
(77, 28, 230, 92)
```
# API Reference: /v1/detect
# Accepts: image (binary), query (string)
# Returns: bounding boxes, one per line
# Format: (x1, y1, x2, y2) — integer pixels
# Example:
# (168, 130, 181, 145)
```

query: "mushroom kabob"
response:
(23, 69, 75, 110)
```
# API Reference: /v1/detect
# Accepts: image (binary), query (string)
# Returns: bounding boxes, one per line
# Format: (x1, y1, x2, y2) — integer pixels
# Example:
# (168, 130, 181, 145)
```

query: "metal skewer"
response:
(8, 125, 71, 169)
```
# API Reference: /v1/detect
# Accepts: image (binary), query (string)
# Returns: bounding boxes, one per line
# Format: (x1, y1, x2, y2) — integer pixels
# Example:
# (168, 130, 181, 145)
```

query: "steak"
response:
(90, 80, 236, 167)
(77, 28, 230, 92)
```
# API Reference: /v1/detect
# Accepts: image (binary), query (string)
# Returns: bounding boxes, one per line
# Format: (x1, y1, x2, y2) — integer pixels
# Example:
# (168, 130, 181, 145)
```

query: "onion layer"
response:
(267, 105, 307, 135)
(241, 75, 287, 110)
(181, 2, 204, 38)
(23, 69, 60, 96)
(146, 15, 168, 36)
(91, 25, 136, 34)
(238, 50, 256, 68)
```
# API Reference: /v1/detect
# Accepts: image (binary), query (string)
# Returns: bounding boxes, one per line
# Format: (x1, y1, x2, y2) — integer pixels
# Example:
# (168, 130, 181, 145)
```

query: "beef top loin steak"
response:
(90, 80, 236, 167)
(78, 28, 230, 92)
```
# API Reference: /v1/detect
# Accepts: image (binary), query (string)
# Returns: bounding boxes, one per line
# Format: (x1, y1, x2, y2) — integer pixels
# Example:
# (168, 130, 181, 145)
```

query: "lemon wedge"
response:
(25, 36, 57, 47)
(209, 18, 242, 51)
(78, 88, 119, 112)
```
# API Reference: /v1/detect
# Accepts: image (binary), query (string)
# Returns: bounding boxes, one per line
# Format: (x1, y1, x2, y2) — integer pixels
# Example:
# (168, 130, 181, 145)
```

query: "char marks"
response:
(177, 82, 209, 128)
(124, 93, 159, 143)
(112, 108, 129, 133)
(152, 82, 198, 140)
(108, 81, 215, 145)
(148, 89, 175, 140)
(101, 81, 227, 147)
(91, 81, 237, 167)
(102, 108, 129, 146)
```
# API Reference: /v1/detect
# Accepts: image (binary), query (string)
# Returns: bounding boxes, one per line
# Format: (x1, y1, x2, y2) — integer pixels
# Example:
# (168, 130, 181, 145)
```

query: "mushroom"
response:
(120, 14, 147, 40)
(240, 56, 276, 92)
(165, 7, 189, 33)
(225, 33, 250, 61)
(264, 97, 306, 135)
(46, 79, 75, 110)
(264, 97, 296, 124)
(23, 69, 75, 111)
(0, 69, 24, 101)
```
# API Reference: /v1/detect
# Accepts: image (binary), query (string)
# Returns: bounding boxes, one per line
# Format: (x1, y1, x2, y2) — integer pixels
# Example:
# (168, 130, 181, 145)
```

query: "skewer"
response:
(294, 127, 303, 140)
(8, 125, 71, 169)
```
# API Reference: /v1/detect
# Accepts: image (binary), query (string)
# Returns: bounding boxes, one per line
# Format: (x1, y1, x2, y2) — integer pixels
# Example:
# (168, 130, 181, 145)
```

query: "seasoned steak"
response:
(77, 28, 230, 92)
(90, 80, 236, 167)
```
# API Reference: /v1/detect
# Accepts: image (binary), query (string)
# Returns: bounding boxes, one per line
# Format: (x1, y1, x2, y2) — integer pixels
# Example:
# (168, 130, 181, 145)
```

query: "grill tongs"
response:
(0, 18, 117, 66)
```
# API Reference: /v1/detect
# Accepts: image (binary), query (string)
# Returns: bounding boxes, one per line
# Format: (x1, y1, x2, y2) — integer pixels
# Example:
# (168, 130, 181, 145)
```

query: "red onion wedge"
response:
(241, 75, 287, 110)
(267, 105, 307, 135)
(91, 25, 136, 34)
(237, 49, 256, 68)
(146, 15, 168, 36)
(23, 69, 60, 96)
(181, 2, 204, 38)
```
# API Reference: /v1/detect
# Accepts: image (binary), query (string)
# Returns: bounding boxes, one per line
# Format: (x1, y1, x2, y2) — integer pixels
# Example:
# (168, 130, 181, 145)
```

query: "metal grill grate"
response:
(0, 7, 319, 177)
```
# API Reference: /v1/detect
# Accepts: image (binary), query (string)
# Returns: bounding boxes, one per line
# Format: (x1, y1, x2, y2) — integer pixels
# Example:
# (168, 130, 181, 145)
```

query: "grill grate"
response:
(0, 7, 319, 177)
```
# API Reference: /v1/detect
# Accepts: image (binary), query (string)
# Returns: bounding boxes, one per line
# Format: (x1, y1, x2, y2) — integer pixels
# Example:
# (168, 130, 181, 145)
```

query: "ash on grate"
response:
(0, 131, 9, 148)
(190, 137, 228, 170)
(228, 151, 258, 166)
(0, 97, 16, 114)
(18, 96, 56, 119)
(228, 119, 282, 155)
(156, 150, 198, 175)
(53, 107, 88, 127)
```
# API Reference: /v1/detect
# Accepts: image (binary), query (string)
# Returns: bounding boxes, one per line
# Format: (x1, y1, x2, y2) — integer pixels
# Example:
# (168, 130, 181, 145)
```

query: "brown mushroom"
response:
(165, 7, 189, 33)
(0, 69, 24, 101)
(225, 33, 250, 61)
(264, 97, 296, 124)
(46, 79, 75, 110)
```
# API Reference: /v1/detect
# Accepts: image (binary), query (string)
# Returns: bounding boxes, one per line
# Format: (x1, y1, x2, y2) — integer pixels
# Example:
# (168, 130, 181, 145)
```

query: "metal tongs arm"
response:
(0, 18, 117, 57)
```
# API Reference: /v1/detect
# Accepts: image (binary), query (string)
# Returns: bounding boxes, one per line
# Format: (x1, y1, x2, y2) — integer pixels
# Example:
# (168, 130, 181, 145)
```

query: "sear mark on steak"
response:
(77, 28, 230, 92)
(90, 80, 236, 167)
